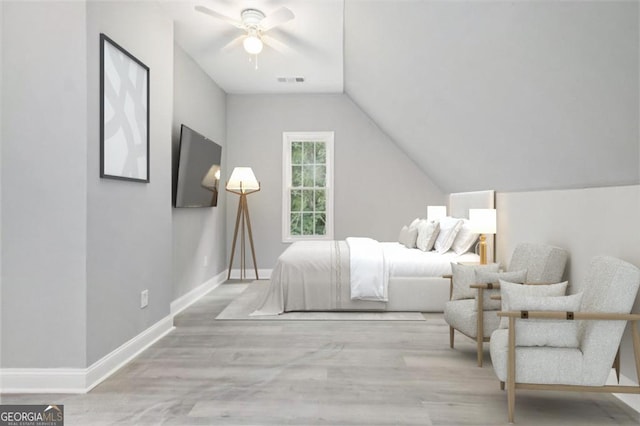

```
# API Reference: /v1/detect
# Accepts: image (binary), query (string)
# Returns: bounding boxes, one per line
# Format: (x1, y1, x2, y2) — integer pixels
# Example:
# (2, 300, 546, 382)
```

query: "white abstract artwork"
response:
(100, 34, 149, 182)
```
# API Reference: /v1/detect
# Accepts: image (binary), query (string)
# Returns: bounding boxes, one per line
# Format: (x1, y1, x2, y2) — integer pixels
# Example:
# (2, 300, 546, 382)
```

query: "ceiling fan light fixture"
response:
(243, 34, 263, 55)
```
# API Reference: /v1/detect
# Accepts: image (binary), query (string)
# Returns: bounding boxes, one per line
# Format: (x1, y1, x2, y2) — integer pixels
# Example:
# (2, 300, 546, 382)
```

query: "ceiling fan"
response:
(195, 4, 295, 68)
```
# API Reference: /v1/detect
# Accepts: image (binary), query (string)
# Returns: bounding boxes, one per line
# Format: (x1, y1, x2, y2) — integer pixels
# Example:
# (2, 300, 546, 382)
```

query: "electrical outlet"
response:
(140, 290, 149, 309)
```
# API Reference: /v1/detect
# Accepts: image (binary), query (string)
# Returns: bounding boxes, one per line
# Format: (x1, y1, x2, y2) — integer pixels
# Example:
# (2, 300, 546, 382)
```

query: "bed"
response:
(252, 190, 495, 315)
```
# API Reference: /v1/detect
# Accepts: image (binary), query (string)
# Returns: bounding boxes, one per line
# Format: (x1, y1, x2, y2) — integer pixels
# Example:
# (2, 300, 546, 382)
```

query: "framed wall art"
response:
(100, 33, 150, 182)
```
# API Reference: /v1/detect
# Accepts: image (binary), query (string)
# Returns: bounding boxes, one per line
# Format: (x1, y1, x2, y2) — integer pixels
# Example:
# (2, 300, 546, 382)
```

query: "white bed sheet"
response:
(381, 242, 480, 277)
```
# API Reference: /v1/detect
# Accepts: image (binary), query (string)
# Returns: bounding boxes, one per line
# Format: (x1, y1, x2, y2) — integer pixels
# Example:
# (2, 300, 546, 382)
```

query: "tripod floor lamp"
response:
(226, 167, 260, 280)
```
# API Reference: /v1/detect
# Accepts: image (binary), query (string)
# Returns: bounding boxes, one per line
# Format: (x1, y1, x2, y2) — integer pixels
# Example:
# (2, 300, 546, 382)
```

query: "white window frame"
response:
(282, 131, 334, 242)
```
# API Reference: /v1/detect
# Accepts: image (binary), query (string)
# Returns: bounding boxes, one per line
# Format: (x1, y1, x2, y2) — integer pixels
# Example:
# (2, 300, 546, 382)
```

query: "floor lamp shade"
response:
(226, 167, 260, 194)
(469, 208, 497, 265)
(226, 167, 260, 280)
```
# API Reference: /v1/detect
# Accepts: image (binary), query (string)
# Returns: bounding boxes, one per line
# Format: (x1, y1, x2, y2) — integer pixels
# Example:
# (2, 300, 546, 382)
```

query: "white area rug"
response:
(216, 281, 426, 321)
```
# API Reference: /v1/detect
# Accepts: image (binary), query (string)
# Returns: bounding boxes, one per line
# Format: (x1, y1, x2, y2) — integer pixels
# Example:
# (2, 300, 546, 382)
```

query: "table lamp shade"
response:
(469, 208, 497, 234)
(427, 205, 447, 221)
(226, 167, 260, 193)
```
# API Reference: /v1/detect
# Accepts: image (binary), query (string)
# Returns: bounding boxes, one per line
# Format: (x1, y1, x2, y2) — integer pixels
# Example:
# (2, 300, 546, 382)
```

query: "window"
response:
(282, 132, 334, 242)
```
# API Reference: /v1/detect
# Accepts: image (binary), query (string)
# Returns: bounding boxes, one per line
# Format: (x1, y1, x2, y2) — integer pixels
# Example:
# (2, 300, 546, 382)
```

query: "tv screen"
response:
(175, 125, 222, 207)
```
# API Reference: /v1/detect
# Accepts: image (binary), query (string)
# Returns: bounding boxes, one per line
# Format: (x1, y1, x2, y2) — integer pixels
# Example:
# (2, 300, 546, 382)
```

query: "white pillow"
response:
(450, 262, 500, 301)
(499, 280, 568, 328)
(416, 220, 439, 251)
(472, 269, 527, 311)
(451, 219, 479, 255)
(409, 217, 421, 229)
(398, 225, 418, 248)
(511, 292, 583, 348)
(434, 217, 464, 254)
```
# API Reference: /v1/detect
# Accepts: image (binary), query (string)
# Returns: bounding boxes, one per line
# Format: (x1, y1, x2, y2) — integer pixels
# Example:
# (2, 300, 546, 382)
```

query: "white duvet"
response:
(346, 237, 388, 302)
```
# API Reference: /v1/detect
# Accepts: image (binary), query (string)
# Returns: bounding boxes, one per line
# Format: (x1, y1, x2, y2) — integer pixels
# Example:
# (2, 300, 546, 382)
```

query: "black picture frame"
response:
(100, 33, 150, 182)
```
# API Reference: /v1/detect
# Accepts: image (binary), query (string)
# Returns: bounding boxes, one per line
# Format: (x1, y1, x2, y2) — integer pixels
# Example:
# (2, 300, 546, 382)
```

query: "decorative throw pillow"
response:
(451, 219, 479, 255)
(416, 220, 439, 251)
(499, 280, 568, 328)
(450, 262, 500, 301)
(434, 217, 464, 254)
(472, 269, 527, 311)
(398, 225, 418, 249)
(510, 292, 583, 348)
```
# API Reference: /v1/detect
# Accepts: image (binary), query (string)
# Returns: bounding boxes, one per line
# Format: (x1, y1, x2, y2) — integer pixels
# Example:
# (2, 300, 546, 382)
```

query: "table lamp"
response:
(469, 208, 497, 265)
(427, 205, 447, 221)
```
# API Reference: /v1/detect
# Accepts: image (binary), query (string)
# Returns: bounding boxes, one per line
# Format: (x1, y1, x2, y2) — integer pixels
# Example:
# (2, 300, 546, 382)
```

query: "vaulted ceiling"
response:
(167, 0, 640, 193)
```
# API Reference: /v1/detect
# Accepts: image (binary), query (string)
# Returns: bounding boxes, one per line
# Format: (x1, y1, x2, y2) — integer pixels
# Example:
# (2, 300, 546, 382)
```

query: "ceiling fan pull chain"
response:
(254, 54, 259, 70)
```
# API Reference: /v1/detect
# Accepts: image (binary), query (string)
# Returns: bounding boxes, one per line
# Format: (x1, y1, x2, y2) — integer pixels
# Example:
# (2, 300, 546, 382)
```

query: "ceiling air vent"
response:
(277, 77, 305, 83)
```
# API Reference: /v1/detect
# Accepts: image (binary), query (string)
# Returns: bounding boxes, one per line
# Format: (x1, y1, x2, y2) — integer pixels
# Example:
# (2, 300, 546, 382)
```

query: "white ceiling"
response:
(161, 0, 344, 94)
(161, 0, 639, 193)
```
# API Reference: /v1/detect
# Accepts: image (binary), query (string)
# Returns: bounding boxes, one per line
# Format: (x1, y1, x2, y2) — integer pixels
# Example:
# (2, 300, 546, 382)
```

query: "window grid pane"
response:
(289, 140, 327, 237)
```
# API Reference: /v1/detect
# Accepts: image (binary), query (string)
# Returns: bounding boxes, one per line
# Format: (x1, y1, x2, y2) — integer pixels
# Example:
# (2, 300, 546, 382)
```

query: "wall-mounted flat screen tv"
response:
(175, 124, 222, 207)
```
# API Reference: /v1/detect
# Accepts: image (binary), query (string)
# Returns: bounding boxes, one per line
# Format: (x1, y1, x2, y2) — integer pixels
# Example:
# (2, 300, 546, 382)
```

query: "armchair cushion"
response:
(450, 262, 500, 300)
(499, 280, 568, 328)
(508, 243, 568, 283)
(510, 292, 583, 348)
(490, 329, 584, 384)
(473, 269, 527, 311)
(444, 299, 501, 339)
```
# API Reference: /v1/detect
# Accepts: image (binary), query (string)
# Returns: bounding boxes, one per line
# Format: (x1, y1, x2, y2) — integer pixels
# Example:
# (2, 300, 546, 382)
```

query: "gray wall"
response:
(1, 1, 88, 368)
(172, 44, 227, 298)
(86, 1, 174, 365)
(0, 0, 4, 370)
(226, 94, 445, 269)
(496, 185, 640, 386)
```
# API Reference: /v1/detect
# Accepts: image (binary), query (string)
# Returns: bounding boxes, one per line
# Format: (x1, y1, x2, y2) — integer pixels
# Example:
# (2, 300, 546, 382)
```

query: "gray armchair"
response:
(444, 243, 569, 366)
(490, 256, 640, 422)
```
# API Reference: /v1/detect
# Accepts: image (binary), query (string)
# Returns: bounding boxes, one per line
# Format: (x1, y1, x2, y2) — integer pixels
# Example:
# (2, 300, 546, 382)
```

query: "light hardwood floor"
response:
(3, 281, 639, 425)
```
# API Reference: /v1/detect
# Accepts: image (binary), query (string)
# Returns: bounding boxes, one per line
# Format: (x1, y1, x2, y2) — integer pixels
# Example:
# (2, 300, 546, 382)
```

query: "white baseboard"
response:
(0, 368, 87, 394)
(607, 370, 640, 414)
(1, 272, 230, 394)
(84, 315, 174, 392)
(170, 270, 227, 316)
(229, 268, 272, 280)
(1, 315, 174, 394)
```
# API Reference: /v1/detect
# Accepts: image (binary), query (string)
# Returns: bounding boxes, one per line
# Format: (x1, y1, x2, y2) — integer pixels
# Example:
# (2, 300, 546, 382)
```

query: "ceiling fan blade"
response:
(195, 5, 244, 29)
(221, 34, 245, 53)
(262, 34, 292, 54)
(260, 6, 294, 31)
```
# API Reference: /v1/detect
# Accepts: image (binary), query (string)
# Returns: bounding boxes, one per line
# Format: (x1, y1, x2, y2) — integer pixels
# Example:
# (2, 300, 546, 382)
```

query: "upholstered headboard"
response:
(449, 190, 496, 263)
(449, 190, 495, 218)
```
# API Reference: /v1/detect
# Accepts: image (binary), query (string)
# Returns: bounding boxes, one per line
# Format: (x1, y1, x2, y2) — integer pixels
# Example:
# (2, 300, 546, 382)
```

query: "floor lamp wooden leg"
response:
(243, 195, 259, 280)
(227, 195, 244, 280)
(240, 205, 245, 280)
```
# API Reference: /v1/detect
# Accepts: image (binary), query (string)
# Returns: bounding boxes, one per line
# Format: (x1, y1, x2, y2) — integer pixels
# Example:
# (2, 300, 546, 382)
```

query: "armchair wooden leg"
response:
(477, 289, 484, 367)
(449, 326, 454, 349)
